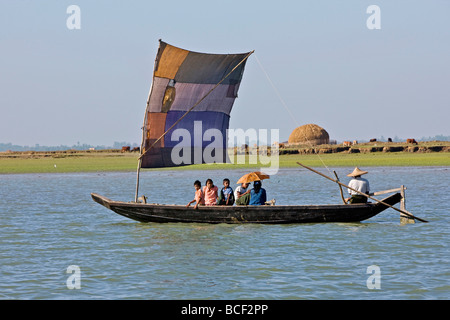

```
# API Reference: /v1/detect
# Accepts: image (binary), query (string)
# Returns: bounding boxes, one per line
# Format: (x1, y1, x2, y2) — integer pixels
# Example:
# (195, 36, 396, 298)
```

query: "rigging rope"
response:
(254, 55, 334, 176)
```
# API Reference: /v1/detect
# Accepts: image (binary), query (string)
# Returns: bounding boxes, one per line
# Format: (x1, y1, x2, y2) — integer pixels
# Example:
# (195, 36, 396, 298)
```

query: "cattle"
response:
(131, 147, 140, 152)
(407, 139, 418, 145)
(352, 140, 358, 145)
(343, 141, 352, 147)
(388, 138, 392, 142)
(237, 144, 249, 155)
(370, 138, 377, 142)
(273, 142, 285, 149)
(121, 146, 130, 152)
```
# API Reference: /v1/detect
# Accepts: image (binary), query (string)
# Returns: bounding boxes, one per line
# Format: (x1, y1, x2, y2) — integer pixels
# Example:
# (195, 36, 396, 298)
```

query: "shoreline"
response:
(0, 145, 449, 174)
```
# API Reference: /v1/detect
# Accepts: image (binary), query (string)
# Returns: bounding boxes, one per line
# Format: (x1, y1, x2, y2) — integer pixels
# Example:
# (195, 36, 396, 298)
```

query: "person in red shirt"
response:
(186, 180, 205, 209)
(203, 178, 219, 206)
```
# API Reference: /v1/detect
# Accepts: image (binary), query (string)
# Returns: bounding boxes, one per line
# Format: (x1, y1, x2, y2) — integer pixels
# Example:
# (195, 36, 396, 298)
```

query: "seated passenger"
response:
(248, 181, 267, 205)
(186, 180, 205, 209)
(217, 178, 234, 206)
(344, 167, 370, 204)
(235, 182, 251, 206)
(203, 178, 218, 206)
(234, 182, 250, 200)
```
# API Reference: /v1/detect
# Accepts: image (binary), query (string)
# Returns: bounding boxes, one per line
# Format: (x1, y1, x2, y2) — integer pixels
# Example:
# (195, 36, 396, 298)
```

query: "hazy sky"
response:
(1, 0, 449, 146)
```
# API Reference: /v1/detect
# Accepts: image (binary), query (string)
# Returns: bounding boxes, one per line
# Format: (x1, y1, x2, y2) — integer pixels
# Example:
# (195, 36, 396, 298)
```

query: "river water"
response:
(0, 167, 449, 299)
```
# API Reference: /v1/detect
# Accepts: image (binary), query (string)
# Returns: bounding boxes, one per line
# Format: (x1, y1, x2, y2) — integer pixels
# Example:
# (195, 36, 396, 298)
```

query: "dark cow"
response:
(388, 138, 392, 142)
(370, 138, 377, 142)
(121, 146, 130, 152)
(131, 147, 140, 152)
(407, 139, 418, 145)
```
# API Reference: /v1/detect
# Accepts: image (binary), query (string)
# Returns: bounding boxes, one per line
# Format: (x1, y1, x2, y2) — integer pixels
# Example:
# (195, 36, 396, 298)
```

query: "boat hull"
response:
(91, 193, 402, 224)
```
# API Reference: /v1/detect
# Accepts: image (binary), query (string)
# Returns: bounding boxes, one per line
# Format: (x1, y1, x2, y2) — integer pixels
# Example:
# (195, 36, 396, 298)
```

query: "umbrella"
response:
(236, 171, 270, 184)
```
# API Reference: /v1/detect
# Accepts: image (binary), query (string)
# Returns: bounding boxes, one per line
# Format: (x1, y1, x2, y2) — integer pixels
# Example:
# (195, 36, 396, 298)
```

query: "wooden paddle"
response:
(296, 162, 428, 223)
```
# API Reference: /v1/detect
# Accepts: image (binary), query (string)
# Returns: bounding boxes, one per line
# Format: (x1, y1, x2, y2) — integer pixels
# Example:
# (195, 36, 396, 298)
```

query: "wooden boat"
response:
(91, 192, 402, 224)
(92, 41, 426, 224)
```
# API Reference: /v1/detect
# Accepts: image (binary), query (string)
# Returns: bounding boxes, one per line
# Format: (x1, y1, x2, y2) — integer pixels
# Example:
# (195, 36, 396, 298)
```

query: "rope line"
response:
(254, 55, 333, 175)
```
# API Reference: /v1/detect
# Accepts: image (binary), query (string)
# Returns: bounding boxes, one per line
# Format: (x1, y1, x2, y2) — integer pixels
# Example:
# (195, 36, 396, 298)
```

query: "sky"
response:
(0, 0, 449, 147)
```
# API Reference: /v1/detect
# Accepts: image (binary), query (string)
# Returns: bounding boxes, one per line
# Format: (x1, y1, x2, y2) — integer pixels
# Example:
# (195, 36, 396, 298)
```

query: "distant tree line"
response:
(0, 141, 140, 152)
(1, 135, 448, 152)
(418, 134, 449, 142)
(340, 135, 449, 144)
(377, 135, 449, 143)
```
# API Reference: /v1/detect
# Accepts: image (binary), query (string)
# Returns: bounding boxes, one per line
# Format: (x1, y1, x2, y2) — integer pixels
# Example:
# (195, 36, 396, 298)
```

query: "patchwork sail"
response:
(140, 40, 253, 168)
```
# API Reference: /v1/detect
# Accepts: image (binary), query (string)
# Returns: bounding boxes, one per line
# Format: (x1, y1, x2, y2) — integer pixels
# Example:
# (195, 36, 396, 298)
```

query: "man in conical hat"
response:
(345, 167, 370, 204)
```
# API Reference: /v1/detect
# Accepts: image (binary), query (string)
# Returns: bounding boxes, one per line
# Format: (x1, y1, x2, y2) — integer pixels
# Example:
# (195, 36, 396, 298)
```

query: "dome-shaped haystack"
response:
(288, 124, 329, 145)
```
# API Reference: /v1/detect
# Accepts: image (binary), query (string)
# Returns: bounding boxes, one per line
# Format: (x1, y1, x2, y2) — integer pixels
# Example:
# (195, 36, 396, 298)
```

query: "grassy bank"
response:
(0, 150, 448, 174)
(0, 153, 136, 174)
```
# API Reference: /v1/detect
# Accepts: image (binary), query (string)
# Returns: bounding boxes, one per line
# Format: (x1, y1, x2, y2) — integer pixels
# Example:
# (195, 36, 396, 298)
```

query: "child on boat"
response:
(186, 180, 205, 209)
(217, 178, 234, 206)
(203, 178, 219, 206)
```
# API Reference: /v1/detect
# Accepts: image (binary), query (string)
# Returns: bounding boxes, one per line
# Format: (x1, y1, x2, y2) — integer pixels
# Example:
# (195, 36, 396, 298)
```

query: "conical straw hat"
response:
(347, 167, 368, 177)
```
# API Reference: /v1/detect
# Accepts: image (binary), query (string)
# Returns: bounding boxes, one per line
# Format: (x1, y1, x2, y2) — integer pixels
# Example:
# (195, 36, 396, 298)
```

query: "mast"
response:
(134, 83, 154, 202)
(134, 41, 163, 202)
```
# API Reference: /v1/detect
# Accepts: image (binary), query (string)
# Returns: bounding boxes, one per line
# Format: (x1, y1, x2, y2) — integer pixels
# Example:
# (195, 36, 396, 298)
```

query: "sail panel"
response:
(164, 111, 230, 148)
(141, 41, 251, 168)
(148, 80, 237, 114)
(145, 112, 167, 148)
(147, 77, 170, 113)
(170, 83, 236, 113)
(174, 52, 248, 85)
(154, 43, 189, 79)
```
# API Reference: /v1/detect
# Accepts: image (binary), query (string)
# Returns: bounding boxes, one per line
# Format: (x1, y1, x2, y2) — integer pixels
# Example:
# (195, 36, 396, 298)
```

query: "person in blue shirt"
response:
(217, 178, 234, 205)
(249, 180, 267, 205)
